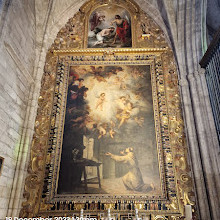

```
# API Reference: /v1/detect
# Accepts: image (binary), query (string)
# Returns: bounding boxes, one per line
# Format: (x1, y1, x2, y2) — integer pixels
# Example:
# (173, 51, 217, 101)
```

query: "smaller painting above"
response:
(88, 5, 132, 48)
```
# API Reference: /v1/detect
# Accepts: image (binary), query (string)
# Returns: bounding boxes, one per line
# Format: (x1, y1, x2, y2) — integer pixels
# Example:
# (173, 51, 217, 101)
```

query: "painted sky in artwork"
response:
(84, 67, 149, 130)
(58, 65, 161, 196)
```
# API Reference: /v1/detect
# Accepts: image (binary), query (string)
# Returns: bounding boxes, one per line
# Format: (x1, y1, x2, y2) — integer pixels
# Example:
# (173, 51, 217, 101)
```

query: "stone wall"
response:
(0, 0, 35, 218)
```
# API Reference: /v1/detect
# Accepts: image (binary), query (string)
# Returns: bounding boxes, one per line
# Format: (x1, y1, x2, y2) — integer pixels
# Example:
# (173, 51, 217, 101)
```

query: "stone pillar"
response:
(179, 76, 211, 220)
(179, 67, 220, 220)
(188, 69, 220, 220)
(6, 81, 37, 217)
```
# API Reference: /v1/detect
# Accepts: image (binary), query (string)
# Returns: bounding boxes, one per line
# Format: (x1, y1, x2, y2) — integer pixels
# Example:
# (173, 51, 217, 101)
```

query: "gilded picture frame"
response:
(21, 49, 193, 219)
(48, 57, 165, 201)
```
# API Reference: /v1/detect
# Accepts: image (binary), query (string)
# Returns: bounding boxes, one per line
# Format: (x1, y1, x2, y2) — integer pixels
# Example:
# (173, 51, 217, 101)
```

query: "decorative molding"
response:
(53, 48, 168, 56)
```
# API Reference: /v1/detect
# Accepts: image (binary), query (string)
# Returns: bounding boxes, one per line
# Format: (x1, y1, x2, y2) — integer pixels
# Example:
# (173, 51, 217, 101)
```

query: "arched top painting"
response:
(87, 5, 132, 48)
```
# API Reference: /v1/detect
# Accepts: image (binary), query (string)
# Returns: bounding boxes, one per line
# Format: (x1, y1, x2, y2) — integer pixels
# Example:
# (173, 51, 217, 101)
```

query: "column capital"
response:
(178, 76, 188, 87)
(187, 73, 195, 81)
(187, 67, 206, 82)
(196, 67, 206, 76)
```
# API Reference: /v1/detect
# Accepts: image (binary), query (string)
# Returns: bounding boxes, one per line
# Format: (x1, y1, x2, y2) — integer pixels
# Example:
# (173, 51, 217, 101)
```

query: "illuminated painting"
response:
(57, 65, 161, 195)
(87, 6, 132, 48)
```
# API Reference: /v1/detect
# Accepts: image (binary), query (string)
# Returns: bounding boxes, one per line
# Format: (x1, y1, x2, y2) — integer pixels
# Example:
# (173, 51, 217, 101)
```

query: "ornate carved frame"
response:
(20, 0, 195, 219)
(49, 53, 166, 202)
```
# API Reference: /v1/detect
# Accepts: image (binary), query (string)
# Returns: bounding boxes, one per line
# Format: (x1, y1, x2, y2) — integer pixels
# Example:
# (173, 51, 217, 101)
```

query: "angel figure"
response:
(113, 76, 121, 86)
(134, 92, 142, 100)
(109, 128, 115, 138)
(131, 69, 144, 79)
(98, 123, 107, 139)
(117, 96, 127, 109)
(90, 12, 105, 31)
(95, 93, 106, 111)
(109, 120, 116, 138)
(90, 66, 106, 82)
(135, 117, 145, 127)
(116, 101, 134, 128)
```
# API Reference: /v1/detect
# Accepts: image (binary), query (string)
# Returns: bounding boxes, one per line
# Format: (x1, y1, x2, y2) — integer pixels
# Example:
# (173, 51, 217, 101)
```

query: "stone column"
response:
(179, 76, 211, 220)
(7, 60, 45, 218)
(188, 69, 220, 220)
(179, 67, 220, 220)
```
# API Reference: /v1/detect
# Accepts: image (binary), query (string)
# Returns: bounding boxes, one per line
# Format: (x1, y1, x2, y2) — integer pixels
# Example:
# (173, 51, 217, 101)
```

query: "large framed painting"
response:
(39, 51, 176, 207)
(57, 64, 162, 196)
(21, 50, 193, 219)
(87, 5, 132, 48)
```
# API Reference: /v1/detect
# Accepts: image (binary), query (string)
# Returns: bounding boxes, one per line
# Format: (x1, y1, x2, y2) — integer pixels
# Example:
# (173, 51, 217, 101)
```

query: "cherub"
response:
(95, 93, 106, 111)
(109, 120, 116, 138)
(113, 76, 121, 86)
(90, 66, 106, 82)
(117, 96, 127, 109)
(116, 102, 134, 128)
(109, 128, 115, 138)
(131, 69, 144, 79)
(134, 92, 142, 100)
(121, 83, 127, 90)
(90, 12, 105, 31)
(134, 117, 145, 127)
(98, 123, 107, 139)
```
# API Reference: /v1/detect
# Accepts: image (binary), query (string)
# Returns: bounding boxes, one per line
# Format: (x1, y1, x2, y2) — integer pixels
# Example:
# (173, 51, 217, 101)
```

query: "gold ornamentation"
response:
(20, 55, 58, 217)
(20, 0, 195, 218)
(75, 204, 85, 211)
(154, 216, 168, 220)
